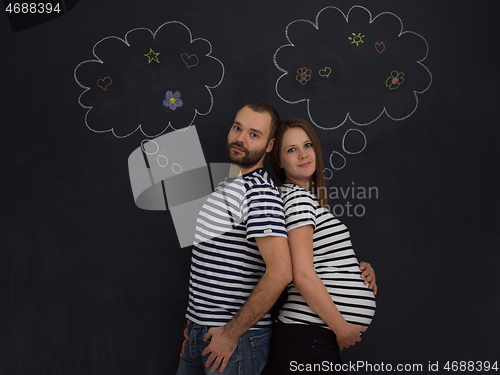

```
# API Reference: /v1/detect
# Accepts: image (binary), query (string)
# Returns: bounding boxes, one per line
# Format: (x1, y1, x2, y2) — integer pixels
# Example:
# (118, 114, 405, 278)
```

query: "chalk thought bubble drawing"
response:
(74, 21, 225, 138)
(274, 5, 432, 130)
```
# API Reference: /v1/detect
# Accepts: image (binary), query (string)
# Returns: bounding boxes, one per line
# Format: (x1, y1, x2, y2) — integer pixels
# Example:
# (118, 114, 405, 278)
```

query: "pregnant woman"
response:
(265, 117, 377, 374)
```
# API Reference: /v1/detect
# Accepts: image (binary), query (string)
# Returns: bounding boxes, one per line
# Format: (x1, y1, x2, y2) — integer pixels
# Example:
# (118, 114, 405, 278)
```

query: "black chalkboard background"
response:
(1, 0, 499, 374)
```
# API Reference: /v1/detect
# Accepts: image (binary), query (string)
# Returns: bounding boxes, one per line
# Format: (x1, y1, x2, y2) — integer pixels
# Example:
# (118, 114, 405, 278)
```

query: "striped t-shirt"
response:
(186, 168, 287, 329)
(277, 183, 376, 328)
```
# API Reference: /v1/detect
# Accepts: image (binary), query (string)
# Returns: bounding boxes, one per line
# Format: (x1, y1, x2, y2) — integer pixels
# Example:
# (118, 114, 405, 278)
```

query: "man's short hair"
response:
(241, 101, 280, 141)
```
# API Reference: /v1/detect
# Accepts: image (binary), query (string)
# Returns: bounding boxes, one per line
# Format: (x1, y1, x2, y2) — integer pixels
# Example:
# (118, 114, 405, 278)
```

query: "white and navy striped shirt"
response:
(277, 183, 376, 328)
(186, 168, 287, 329)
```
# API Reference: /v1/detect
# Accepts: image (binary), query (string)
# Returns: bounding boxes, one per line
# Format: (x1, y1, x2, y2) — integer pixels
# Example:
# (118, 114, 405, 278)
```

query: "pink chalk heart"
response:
(97, 76, 112, 91)
(375, 42, 385, 54)
(392, 78, 399, 85)
(181, 53, 199, 69)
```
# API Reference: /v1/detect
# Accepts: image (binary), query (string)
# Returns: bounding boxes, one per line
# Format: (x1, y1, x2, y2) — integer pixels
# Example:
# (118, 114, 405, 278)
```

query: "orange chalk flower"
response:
(296, 67, 312, 85)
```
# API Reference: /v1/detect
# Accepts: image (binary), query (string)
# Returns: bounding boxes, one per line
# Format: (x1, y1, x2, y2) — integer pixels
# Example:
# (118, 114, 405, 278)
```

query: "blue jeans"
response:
(176, 322, 272, 375)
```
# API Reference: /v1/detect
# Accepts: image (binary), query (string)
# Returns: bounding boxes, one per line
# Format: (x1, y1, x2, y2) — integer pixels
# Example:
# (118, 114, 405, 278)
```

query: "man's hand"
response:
(179, 326, 189, 357)
(202, 326, 238, 373)
(359, 261, 377, 295)
(335, 324, 367, 351)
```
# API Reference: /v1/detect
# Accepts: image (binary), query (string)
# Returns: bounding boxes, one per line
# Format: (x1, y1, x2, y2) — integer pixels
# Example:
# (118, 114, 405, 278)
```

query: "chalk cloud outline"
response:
(74, 21, 225, 138)
(273, 5, 433, 130)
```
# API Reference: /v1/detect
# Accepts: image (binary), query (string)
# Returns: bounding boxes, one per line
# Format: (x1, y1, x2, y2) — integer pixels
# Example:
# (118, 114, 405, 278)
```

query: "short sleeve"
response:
(282, 189, 317, 232)
(243, 184, 287, 240)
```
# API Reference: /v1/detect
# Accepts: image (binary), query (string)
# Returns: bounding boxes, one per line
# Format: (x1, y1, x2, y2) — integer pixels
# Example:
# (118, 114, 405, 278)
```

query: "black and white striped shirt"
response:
(277, 183, 376, 328)
(186, 168, 287, 329)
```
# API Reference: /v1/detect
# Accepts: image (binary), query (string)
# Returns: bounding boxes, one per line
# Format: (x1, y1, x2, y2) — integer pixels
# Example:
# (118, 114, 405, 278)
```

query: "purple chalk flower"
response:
(163, 90, 183, 110)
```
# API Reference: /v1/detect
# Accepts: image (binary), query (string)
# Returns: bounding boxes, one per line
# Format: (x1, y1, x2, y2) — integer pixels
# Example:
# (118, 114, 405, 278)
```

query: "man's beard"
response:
(226, 141, 267, 168)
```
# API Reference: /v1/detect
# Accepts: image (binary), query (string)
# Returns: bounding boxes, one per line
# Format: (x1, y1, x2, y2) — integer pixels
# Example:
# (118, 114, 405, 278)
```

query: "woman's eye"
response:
(305, 143, 312, 148)
(287, 148, 295, 153)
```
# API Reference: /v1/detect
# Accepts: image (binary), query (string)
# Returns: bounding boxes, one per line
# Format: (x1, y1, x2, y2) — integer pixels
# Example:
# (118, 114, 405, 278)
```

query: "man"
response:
(176, 101, 376, 374)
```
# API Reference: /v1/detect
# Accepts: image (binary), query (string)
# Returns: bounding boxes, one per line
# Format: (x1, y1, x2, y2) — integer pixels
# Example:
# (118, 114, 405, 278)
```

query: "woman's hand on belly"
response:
(335, 324, 367, 350)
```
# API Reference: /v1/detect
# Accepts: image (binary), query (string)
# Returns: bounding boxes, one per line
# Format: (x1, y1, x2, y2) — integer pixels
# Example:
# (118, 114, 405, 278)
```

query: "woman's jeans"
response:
(176, 322, 272, 375)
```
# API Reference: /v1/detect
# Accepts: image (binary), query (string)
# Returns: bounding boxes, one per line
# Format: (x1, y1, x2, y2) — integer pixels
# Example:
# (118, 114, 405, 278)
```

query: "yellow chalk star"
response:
(349, 33, 365, 46)
(144, 48, 160, 63)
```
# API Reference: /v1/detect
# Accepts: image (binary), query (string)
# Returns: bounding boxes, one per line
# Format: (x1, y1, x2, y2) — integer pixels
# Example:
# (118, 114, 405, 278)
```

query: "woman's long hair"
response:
(270, 117, 328, 208)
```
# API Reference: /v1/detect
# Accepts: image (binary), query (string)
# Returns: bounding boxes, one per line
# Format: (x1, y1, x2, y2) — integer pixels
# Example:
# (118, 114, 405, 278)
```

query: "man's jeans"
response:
(176, 322, 272, 375)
